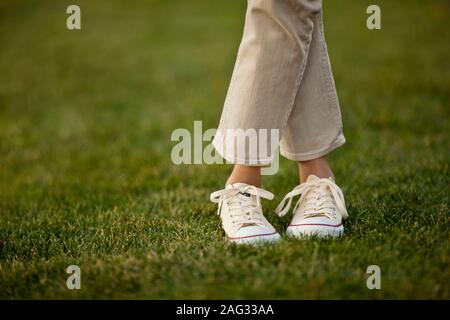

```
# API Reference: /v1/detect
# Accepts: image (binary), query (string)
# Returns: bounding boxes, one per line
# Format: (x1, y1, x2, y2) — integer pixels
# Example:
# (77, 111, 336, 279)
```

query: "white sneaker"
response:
(210, 183, 281, 245)
(275, 175, 348, 238)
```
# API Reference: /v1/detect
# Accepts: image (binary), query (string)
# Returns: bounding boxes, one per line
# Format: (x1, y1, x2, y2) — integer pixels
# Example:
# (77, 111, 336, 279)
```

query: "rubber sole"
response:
(286, 224, 344, 238)
(229, 232, 281, 245)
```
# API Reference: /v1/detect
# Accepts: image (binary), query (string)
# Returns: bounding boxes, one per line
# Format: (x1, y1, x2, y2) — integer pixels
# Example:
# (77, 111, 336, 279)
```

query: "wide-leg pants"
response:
(212, 0, 345, 165)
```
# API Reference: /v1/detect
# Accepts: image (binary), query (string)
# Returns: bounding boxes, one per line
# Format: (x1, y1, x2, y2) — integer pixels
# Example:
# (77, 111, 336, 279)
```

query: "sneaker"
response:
(275, 175, 348, 238)
(210, 183, 281, 245)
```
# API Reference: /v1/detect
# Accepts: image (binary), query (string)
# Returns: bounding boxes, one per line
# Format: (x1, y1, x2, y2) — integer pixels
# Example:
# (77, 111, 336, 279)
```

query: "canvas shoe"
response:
(275, 175, 348, 238)
(210, 183, 281, 245)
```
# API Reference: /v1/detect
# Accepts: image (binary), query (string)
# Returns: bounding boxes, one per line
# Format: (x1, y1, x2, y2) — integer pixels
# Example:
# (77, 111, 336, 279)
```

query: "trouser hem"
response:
(212, 137, 274, 167)
(279, 134, 346, 161)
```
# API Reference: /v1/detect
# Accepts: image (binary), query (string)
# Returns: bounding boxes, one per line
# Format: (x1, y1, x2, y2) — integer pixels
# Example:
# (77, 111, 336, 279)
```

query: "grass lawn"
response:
(0, 0, 449, 299)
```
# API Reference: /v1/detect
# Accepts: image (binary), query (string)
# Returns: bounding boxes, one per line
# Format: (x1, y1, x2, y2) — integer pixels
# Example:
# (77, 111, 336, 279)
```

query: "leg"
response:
(227, 165, 261, 187)
(273, 8, 348, 238)
(299, 157, 334, 183)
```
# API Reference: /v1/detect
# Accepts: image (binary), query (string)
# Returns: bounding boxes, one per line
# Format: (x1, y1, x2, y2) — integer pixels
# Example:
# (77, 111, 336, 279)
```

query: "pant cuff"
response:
(212, 136, 274, 166)
(280, 134, 346, 161)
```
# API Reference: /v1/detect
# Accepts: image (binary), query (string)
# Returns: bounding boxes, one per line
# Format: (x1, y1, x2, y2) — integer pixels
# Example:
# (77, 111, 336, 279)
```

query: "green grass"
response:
(0, 0, 449, 299)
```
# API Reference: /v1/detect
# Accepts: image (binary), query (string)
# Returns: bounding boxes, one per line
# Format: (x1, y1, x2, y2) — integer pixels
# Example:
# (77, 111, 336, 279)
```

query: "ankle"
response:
(299, 157, 334, 183)
(226, 174, 261, 187)
(226, 165, 262, 187)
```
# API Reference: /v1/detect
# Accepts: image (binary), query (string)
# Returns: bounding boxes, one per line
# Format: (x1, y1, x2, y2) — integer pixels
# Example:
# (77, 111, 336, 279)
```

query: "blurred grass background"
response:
(0, 0, 449, 299)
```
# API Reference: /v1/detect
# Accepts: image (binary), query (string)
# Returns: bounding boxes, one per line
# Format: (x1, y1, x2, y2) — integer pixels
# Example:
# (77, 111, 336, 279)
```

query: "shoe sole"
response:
(286, 224, 344, 239)
(229, 232, 281, 245)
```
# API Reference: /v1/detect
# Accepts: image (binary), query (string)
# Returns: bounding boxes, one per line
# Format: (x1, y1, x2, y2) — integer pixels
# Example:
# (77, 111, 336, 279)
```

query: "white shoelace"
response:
(275, 178, 348, 220)
(210, 184, 274, 227)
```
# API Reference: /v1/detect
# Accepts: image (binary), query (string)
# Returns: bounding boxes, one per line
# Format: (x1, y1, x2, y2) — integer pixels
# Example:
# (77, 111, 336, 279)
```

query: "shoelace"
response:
(210, 185, 274, 227)
(275, 178, 348, 220)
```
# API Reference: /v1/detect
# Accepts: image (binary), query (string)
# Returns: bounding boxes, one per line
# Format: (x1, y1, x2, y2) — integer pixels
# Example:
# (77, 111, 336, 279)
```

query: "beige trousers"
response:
(212, 0, 345, 165)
